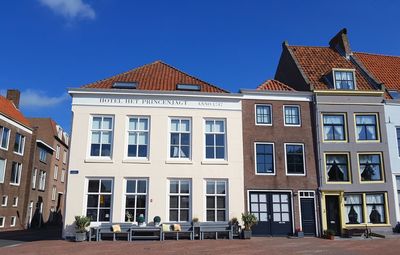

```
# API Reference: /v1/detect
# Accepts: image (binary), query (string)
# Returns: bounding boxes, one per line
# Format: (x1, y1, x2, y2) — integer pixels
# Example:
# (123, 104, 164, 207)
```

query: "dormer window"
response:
(112, 82, 137, 89)
(389, 90, 400, 99)
(333, 69, 356, 90)
(176, 84, 201, 91)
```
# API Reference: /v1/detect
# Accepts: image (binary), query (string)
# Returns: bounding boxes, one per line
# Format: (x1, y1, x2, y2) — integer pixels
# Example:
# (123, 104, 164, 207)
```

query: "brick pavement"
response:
(1, 237, 400, 255)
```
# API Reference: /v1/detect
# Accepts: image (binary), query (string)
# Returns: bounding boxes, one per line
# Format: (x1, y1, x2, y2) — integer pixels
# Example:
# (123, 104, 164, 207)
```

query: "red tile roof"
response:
(257, 79, 295, 91)
(0, 95, 31, 128)
(288, 46, 376, 91)
(82, 60, 228, 93)
(354, 52, 400, 91)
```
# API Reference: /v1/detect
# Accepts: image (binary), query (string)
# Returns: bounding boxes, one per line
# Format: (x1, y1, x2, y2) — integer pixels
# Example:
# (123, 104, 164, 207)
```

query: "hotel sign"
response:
(72, 94, 241, 110)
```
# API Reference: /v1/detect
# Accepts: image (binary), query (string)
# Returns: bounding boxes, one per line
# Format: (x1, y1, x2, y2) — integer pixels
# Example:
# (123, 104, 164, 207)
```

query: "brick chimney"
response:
(329, 28, 352, 59)
(6, 89, 21, 109)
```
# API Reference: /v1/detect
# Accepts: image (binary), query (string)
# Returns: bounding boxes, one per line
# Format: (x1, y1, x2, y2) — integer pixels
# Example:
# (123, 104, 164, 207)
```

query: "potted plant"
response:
(295, 227, 304, 238)
(126, 211, 133, 222)
(137, 214, 146, 227)
(153, 216, 161, 227)
(192, 217, 200, 227)
(323, 229, 335, 240)
(241, 212, 257, 239)
(74, 216, 90, 242)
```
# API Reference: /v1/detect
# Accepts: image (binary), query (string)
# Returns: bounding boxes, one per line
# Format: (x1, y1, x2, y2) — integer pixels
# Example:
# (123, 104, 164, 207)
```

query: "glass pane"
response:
(138, 145, 147, 157)
(100, 195, 111, 207)
(205, 134, 214, 146)
(92, 117, 101, 129)
(129, 118, 138, 130)
(180, 210, 189, 221)
(171, 119, 179, 131)
(170, 210, 178, 221)
(181, 134, 190, 145)
(101, 132, 111, 144)
(206, 147, 214, 159)
(272, 194, 280, 203)
(127, 145, 137, 157)
(137, 180, 147, 193)
(216, 147, 225, 159)
(259, 203, 267, 212)
(215, 121, 224, 132)
(91, 132, 101, 143)
(99, 209, 111, 221)
(170, 196, 178, 208)
(217, 197, 225, 208)
(217, 210, 225, 221)
(259, 213, 268, 221)
(138, 133, 148, 145)
(128, 133, 136, 145)
(86, 209, 98, 221)
(259, 195, 267, 203)
(273, 213, 281, 222)
(281, 213, 290, 222)
(281, 204, 289, 212)
(207, 197, 215, 208)
(207, 182, 215, 194)
(281, 194, 288, 202)
(251, 203, 259, 212)
(138, 118, 148, 130)
(205, 121, 213, 133)
(90, 144, 100, 156)
(216, 182, 225, 194)
(215, 134, 224, 146)
(170, 181, 179, 193)
(273, 204, 281, 212)
(87, 195, 98, 207)
(100, 180, 112, 193)
(171, 133, 179, 145)
(136, 195, 146, 208)
(206, 210, 215, 221)
(102, 118, 112, 129)
(126, 195, 136, 208)
(180, 196, 189, 208)
(88, 180, 100, 192)
(181, 120, 190, 132)
(180, 181, 190, 193)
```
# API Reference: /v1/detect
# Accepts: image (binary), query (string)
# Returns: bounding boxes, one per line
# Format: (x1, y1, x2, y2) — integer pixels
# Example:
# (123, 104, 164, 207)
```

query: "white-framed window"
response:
(333, 69, 356, 90)
(38, 170, 46, 190)
(51, 186, 57, 201)
(0, 217, 4, 227)
(322, 114, 347, 141)
(285, 143, 305, 176)
(124, 179, 148, 222)
(39, 148, 47, 163)
(355, 114, 379, 141)
(170, 118, 191, 159)
(284, 105, 301, 126)
(205, 119, 226, 160)
(86, 179, 113, 222)
(89, 116, 113, 158)
(344, 194, 363, 224)
(63, 149, 67, 164)
(54, 165, 58, 180)
(56, 145, 60, 159)
(0, 158, 6, 183)
(0, 126, 10, 150)
(127, 117, 149, 159)
(168, 179, 191, 222)
(32, 168, 38, 189)
(254, 142, 275, 175)
(1, 195, 7, 206)
(10, 216, 16, 227)
(13, 133, 25, 155)
(255, 104, 272, 125)
(205, 180, 227, 222)
(61, 169, 66, 183)
(12, 197, 18, 207)
(10, 162, 22, 185)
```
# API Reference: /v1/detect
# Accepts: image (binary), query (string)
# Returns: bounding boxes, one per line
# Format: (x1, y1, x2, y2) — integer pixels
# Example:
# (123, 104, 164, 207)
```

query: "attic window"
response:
(389, 90, 400, 99)
(112, 82, 138, 89)
(176, 84, 201, 91)
(333, 69, 356, 90)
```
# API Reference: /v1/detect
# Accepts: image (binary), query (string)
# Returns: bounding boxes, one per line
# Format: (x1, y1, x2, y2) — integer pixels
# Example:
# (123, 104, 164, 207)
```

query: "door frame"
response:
(320, 191, 344, 234)
(247, 189, 294, 235)
(298, 190, 319, 236)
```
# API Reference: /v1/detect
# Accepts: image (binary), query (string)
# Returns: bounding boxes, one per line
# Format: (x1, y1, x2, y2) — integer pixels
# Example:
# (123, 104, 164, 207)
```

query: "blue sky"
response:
(1, 0, 399, 132)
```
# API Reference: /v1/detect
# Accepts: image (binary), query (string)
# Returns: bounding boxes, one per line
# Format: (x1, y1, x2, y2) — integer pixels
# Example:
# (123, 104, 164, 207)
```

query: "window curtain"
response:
(345, 195, 362, 224)
(366, 194, 385, 223)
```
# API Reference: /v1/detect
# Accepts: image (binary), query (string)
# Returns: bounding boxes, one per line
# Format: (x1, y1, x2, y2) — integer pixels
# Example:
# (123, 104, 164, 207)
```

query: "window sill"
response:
(84, 159, 114, 163)
(255, 173, 276, 176)
(123, 159, 151, 164)
(201, 161, 228, 165)
(360, 181, 385, 184)
(13, 152, 24, 156)
(165, 160, 193, 165)
(286, 173, 306, 176)
(284, 124, 301, 127)
(9, 183, 20, 187)
(0, 146, 8, 152)
(355, 140, 381, 143)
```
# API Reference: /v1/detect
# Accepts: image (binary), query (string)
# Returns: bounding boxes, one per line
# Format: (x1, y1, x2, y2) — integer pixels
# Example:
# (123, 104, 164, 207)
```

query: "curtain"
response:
(345, 195, 362, 224)
(356, 116, 375, 124)
(102, 117, 112, 129)
(92, 117, 101, 129)
(366, 194, 385, 223)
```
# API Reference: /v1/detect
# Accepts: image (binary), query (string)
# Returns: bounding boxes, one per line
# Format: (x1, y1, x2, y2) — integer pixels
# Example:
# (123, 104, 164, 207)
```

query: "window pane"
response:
(180, 210, 189, 222)
(102, 118, 112, 129)
(215, 121, 224, 132)
(100, 180, 112, 193)
(180, 181, 190, 193)
(205, 121, 213, 132)
(169, 210, 178, 221)
(126, 195, 136, 208)
(92, 117, 101, 129)
(171, 119, 179, 131)
(206, 182, 215, 194)
(99, 209, 111, 221)
(88, 180, 100, 192)
(216, 182, 226, 194)
(181, 120, 190, 132)
(137, 180, 147, 193)
(87, 195, 98, 207)
(136, 195, 146, 208)
(207, 197, 215, 208)
(170, 196, 178, 208)
(129, 118, 138, 130)
(170, 181, 179, 193)
(138, 119, 148, 130)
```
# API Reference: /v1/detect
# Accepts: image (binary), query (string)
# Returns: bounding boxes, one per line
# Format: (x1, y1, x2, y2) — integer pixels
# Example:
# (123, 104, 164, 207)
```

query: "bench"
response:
(97, 223, 134, 241)
(130, 226, 162, 241)
(161, 223, 193, 240)
(199, 222, 233, 240)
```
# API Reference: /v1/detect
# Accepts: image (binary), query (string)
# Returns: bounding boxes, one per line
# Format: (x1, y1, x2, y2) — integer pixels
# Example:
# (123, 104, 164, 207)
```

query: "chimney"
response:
(329, 28, 352, 58)
(6, 89, 21, 109)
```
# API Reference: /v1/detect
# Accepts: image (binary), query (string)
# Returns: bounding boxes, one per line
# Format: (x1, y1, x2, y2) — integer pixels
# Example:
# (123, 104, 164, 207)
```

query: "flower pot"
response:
(75, 232, 87, 242)
(242, 230, 252, 239)
(296, 231, 304, 238)
(328, 235, 335, 240)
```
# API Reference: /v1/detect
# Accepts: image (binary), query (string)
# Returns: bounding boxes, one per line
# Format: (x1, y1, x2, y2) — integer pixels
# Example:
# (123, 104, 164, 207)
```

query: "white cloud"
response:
(38, 0, 96, 20)
(20, 89, 69, 108)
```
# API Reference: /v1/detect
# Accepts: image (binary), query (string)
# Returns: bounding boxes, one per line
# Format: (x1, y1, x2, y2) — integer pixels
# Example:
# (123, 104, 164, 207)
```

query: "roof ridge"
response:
(155, 61, 229, 93)
(355, 51, 400, 58)
(288, 45, 329, 49)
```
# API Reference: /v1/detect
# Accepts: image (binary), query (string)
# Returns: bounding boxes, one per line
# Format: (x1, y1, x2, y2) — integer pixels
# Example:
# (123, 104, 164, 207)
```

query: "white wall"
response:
(63, 92, 244, 237)
(385, 103, 400, 222)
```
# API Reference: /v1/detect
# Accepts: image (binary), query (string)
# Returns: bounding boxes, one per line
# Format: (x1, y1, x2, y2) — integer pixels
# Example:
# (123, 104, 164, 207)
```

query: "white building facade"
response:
(384, 101, 400, 223)
(63, 88, 244, 237)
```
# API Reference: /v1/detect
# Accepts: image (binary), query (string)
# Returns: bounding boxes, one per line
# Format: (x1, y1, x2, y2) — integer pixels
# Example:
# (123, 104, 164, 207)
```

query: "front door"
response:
(300, 198, 316, 236)
(325, 195, 341, 235)
(249, 192, 292, 236)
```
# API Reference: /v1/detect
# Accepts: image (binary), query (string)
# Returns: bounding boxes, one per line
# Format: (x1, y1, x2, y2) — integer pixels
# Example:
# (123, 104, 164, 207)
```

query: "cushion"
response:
(162, 224, 170, 232)
(173, 224, 181, 232)
(112, 224, 121, 233)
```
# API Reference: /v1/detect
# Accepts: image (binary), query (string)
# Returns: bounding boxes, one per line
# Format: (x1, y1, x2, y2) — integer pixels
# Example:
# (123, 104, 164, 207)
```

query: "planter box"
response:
(242, 230, 252, 239)
(75, 232, 87, 242)
(295, 231, 304, 238)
